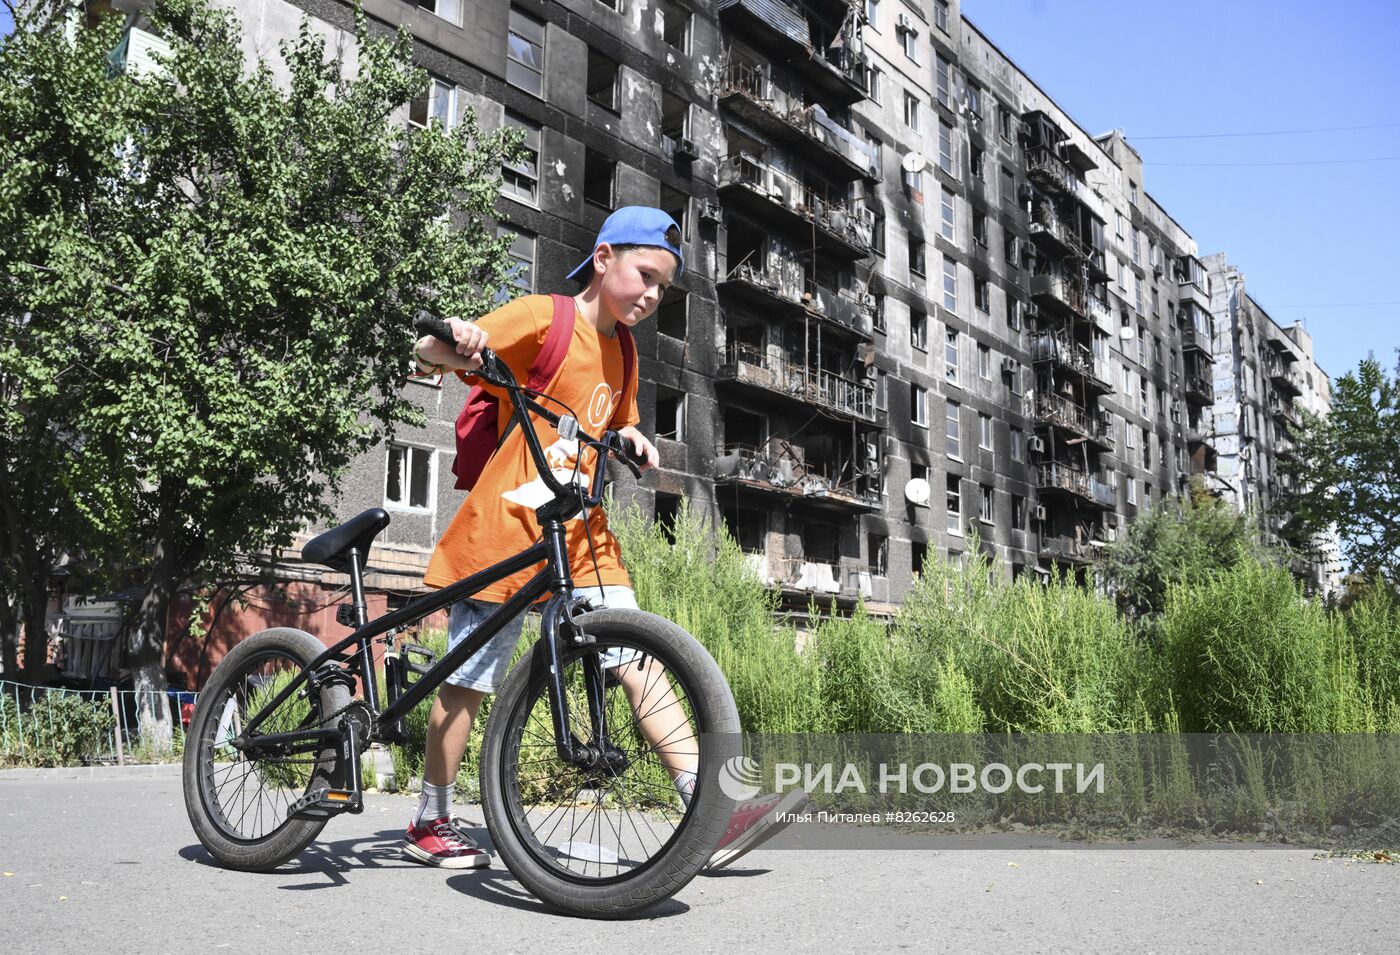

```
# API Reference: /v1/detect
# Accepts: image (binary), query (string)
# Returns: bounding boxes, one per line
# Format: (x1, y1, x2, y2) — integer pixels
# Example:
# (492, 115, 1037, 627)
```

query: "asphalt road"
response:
(1, 767, 1395, 953)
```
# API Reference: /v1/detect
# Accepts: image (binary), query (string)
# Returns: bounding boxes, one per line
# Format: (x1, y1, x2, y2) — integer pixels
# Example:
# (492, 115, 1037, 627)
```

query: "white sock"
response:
(413, 781, 454, 827)
(674, 770, 697, 809)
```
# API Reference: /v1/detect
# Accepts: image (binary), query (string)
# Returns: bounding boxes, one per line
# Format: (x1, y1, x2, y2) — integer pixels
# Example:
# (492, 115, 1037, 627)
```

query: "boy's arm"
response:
(414, 297, 550, 380)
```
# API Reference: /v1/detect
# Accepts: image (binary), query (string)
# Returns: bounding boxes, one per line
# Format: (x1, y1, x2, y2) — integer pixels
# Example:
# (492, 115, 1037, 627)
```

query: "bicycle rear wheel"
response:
(182, 628, 351, 871)
(481, 608, 740, 918)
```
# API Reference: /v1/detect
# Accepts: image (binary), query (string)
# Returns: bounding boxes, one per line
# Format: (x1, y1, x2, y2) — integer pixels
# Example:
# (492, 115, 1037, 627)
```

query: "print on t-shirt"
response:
(499, 379, 620, 519)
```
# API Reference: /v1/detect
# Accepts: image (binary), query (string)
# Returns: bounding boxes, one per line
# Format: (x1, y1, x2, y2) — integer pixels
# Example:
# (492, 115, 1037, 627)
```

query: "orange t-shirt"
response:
(423, 294, 640, 601)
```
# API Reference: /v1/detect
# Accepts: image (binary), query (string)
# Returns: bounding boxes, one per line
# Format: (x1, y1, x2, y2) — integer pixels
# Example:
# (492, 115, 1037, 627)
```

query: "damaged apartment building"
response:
(84, 0, 1311, 663)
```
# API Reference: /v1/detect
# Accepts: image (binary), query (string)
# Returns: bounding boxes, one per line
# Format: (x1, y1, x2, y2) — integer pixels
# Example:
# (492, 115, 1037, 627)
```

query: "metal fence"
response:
(0, 680, 197, 766)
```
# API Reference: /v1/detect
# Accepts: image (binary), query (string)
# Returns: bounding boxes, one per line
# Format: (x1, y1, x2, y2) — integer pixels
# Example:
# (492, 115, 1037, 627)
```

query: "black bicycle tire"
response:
(182, 627, 351, 871)
(480, 608, 741, 919)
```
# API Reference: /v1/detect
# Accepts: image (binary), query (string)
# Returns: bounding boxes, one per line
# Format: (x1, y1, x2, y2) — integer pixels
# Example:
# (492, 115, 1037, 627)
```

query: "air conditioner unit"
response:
(896, 13, 913, 32)
(1034, 504, 1048, 522)
(861, 293, 877, 310)
(674, 138, 699, 162)
(1027, 435, 1045, 454)
(1001, 357, 1020, 374)
(699, 200, 722, 224)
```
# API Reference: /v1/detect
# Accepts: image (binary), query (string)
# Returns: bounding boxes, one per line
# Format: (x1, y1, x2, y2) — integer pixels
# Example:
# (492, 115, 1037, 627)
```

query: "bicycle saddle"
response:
(302, 508, 391, 572)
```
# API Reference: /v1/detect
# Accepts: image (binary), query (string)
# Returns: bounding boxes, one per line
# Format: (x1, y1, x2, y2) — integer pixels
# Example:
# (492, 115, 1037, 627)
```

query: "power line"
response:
(1267, 302, 1400, 309)
(1132, 122, 1400, 140)
(1151, 155, 1400, 167)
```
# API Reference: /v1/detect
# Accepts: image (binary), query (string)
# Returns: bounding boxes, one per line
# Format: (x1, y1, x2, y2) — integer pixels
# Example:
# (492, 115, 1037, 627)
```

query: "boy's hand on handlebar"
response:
(415, 318, 488, 372)
(617, 426, 658, 472)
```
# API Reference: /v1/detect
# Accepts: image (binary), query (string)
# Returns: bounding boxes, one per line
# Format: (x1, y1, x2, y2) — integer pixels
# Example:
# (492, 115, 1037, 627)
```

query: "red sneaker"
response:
(404, 815, 491, 869)
(708, 788, 811, 870)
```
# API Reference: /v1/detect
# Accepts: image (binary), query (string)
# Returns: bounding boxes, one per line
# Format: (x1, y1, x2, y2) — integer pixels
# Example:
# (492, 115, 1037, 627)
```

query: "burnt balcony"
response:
(1267, 392, 1300, 426)
(718, 152, 875, 259)
(1086, 294, 1115, 335)
(1026, 145, 1077, 197)
(1027, 203, 1092, 262)
(1275, 436, 1298, 461)
(800, 278, 876, 338)
(764, 556, 875, 599)
(1183, 368, 1213, 407)
(714, 444, 880, 512)
(1031, 332, 1114, 397)
(716, 261, 801, 312)
(1030, 270, 1088, 320)
(1264, 354, 1304, 397)
(716, 0, 869, 106)
(1035, 463, 1116, 509)
(1030, 392, 1115, 452)
(1179, 306, 1214, 362)
(1039, 534, 1103, 566)
(718, 343, 877, 424)
(718, 62, 877, 182)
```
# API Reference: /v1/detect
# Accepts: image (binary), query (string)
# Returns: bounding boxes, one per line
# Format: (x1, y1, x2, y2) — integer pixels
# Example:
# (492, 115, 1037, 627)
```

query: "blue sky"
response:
(962, 0, 1400, 385)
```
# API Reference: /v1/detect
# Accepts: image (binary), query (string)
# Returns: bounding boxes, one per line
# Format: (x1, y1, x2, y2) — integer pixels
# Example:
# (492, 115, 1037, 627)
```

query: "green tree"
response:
(1, 0, 519, 745)
(1099, 479, 1271, 620)
(1278, 353, 1400, 589)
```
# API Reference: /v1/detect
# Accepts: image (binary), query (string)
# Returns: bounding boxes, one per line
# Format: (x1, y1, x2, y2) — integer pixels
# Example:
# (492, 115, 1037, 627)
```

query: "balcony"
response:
(1179, 309, 1214, 362)
(714, 444, 880, 512)
(1040, 535, 1103, 566)
(1183, 369, 1213, 407)
(770, 556, 874, 599)
(1027, 204, 1092, 262)
(1267, 392, 1299, 426)
(1264, 355, 1303, 397)
(718, 62, 876, 182)
(716, 261, 801, 312)
(718, 343, 877, 424)
(1035, 463, 1116, 509)
(1031, 392, 1115, 452)
(718, 152, 875, 259)
(716, 0, 869, 106)
(801, 278, 876, 338)
(1030, 270, 1088, 320)
(1026, 146, 1077, 197)
(1086, 294, 1115, 335)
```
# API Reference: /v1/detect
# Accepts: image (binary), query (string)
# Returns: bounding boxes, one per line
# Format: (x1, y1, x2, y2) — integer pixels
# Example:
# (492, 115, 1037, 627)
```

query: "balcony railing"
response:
(1031, 392, 1114, 449)
(1026, 146, 1077, 196)
(1030, 270, 1088, 318)
(719, 62, 876, 180)
(1267, 392, 1299, 425)
(1183, 369, 1213, 406)
(719, 343, 876, 422)
(718, 152, 875, 257)
(1032, 332, 1093, 378)
(1035, 463, 1115, 508)
(1263, 354, 1304, 396)
(715, 444, 880, 509)
(716, 0, 870, 105)
(1028, 204, 1092, 261)
(1086, 294, 1114, 334)
(1040, 535, 1103, 565)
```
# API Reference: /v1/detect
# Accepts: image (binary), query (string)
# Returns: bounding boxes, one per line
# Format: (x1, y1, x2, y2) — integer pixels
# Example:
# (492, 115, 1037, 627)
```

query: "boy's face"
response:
(591, 245, 679, 328)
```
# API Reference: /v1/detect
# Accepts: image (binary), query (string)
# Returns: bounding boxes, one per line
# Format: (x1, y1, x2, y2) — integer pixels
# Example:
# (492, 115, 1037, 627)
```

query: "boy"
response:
(410, 206, 807, 871)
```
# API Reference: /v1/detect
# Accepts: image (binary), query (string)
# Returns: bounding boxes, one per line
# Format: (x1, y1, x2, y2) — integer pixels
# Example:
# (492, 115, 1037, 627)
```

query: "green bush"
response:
(0, 690, 116, 767)
(1161, 557, 1348, 732)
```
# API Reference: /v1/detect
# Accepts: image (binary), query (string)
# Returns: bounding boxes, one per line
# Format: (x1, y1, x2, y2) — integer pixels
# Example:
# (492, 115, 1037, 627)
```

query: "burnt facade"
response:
(179, 0, 1243, 612)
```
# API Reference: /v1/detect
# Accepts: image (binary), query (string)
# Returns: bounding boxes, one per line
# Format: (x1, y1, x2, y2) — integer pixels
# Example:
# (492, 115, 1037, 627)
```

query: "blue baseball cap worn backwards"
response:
(565, 206, 685, 283)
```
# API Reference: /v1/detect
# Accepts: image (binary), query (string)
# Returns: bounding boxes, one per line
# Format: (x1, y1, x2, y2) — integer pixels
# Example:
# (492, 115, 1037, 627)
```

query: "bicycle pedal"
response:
(289, 787, 363, 819)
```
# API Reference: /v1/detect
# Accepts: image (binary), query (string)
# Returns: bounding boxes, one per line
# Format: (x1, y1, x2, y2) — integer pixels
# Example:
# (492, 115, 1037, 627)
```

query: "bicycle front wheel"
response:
(481, 608, 740, 918)
(182, 627, 351, 871)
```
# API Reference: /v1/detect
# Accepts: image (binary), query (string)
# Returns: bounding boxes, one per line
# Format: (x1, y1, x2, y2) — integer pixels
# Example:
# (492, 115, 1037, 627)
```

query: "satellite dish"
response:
(900, 152, 928, 174)
(1118, 324, 1137, 341)
(904, 477, 931, 506)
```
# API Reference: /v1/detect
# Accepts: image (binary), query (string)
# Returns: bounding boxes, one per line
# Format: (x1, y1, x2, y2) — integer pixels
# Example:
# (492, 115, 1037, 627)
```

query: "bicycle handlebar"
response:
(413, 311, 644, 512)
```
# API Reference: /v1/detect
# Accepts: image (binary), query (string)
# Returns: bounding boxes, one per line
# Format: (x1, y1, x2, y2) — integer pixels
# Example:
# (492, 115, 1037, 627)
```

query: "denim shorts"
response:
(443, 585, 640, 693)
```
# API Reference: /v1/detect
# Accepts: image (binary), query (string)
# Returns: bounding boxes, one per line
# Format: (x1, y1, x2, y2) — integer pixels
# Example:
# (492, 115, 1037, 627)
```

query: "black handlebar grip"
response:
(413, 310, 456, 346)
(413, 309, 507, 386)
(612, 433, 645, 478)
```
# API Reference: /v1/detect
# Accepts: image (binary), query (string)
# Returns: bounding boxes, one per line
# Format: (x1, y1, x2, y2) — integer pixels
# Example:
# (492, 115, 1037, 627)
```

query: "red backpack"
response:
(451, 293, 636, 491)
